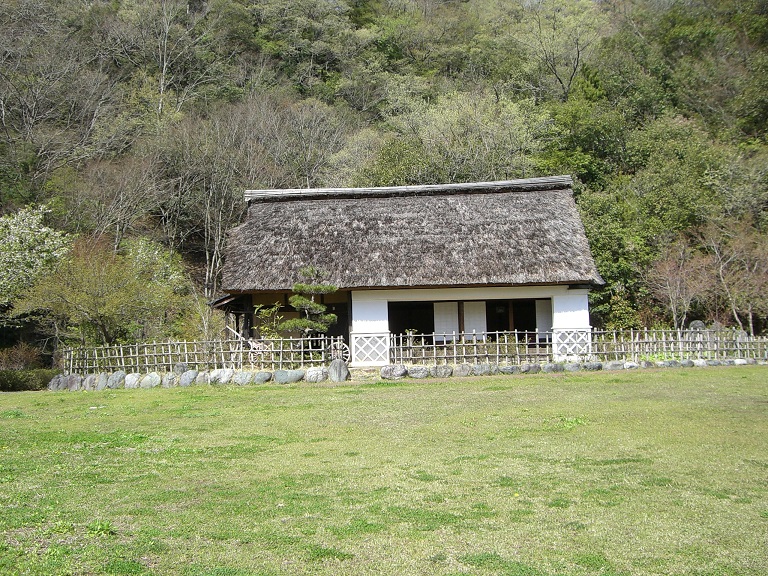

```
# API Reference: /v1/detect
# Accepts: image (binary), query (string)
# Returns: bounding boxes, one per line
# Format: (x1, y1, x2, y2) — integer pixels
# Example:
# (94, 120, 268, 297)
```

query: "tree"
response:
(152, 91, 351, 297)
(0, 206, 70, 310)
(0, 1, 120, 196)
(697, 220, 768, 335)
(512, 0, 609, 101)
(363, 90, 559, 185)
(279, 267, 338, 335)
(645, 237, 710, 329)
(13, 238, 193, 346)
(57, 156, 162, 251)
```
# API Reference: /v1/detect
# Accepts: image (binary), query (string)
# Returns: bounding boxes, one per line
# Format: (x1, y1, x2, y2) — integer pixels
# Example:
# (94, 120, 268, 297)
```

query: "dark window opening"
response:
(388, 301, 435, 335)
(323, 301, 350, 341)
(486, 300, 511, 333)
(511, 299, 537, 332)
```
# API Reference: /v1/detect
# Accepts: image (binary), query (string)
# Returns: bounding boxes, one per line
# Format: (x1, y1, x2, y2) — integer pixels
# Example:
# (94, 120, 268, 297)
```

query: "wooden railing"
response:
(60, 335, 349, 375)
(59, 329, 767, 374)
(388, 328, 767, 365)
(389, 330, 552, 365)
(591, 329, 768, 362)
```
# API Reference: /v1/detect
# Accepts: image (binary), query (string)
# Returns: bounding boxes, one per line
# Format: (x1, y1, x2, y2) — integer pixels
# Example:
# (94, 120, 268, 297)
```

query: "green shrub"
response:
(0, 369, 59, 392)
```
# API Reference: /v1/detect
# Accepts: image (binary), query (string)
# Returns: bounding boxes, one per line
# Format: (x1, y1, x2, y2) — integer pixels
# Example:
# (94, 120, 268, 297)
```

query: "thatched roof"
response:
(222, 176, 604, 292)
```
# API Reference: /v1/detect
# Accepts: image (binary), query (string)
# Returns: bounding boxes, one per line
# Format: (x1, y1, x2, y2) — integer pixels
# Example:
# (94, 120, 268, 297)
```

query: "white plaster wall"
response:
(351, 286, 592, 332)
(352, 285, 576, 303)
(551, 291, 591, 329)
(350, 297, 389, 333)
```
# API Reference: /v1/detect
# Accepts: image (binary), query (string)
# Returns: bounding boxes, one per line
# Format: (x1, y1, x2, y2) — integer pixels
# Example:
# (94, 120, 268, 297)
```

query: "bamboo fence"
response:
(60, 329, 768, 374)
(389, 330, 551, 365)
(61, 336, 348, 375)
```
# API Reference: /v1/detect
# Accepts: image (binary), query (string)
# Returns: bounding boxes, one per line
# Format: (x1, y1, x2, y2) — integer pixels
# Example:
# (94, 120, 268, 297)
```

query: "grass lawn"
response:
(1, 367, 766, 576)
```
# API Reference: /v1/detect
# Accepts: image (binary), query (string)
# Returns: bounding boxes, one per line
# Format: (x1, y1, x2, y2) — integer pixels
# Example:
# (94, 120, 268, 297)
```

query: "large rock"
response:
(380, 364, 407, 380)
(162, 373, 177, 388)
(692, 359, 708, 367)
(472, 363, 492, 376)
(519, 363, 540, 374)
(209, 368, 234, 384)
(499, 365, 521, 375)
(48, 374, 63, 391)
(564, 363, 581, 372)
(195, 371, 210, 385)
(407, 366, 429, 379)
(582, 362, 602, 371)
(604, 361, 625, 371)
(179, 370, 198, 387)
(623, 361, 639, 370)
(452, 364, 473, 378)
(124, 373, 141, 389)
(107, 371, 126, 389)
(232, 371, 254, 385)
(65, 374, 82, 391)
(541, 363, 564, 373)
(140, 372, 162, 388)
(82, 374, 97, 391)
(95, 373, 109, 391)
(305, 367, 329, 383)
(274, 369, 305, 384)
(328, 359, 350, 382)
(253, 371, 273, 384)
(429, 365, 453, 378)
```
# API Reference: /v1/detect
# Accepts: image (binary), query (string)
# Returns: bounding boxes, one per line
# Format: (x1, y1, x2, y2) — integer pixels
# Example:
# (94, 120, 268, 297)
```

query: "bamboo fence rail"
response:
(389, 330, 551, 365)
(590, 329, 768, 362)
(60, 329, 768, 374)
(61, 336, 348, 375)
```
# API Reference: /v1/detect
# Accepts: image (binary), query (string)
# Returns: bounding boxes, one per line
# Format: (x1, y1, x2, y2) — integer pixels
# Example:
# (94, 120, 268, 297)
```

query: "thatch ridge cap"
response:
(245, 175, 573, 203)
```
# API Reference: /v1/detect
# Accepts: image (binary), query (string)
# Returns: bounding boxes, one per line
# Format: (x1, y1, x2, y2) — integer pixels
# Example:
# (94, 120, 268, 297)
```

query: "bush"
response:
(0, 369, 59, 392)
(0, 342, 44, 370)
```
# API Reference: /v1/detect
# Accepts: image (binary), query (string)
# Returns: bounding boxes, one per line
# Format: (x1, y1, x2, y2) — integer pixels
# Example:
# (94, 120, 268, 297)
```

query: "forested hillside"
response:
(2, 0, 767, 357)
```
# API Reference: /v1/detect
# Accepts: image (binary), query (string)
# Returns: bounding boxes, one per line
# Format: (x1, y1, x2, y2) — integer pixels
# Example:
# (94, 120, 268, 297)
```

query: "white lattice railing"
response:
(552, 329, 592, 360)
(350, 333, 390, 366)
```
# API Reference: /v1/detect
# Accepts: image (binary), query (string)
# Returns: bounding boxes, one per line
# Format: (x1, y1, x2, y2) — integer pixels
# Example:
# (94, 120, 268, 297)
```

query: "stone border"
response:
(47, 360, 351, 392)
(378, 358, 763, 380)
(47, 358, 764, 391)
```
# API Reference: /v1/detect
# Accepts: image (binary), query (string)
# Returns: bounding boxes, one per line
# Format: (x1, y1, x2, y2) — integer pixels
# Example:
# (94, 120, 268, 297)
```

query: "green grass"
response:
(1, 367, 767, 575)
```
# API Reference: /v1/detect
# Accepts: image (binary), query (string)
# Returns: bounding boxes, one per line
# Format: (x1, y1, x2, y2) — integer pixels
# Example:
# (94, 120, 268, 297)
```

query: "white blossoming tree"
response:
(0, 206, 70, 311)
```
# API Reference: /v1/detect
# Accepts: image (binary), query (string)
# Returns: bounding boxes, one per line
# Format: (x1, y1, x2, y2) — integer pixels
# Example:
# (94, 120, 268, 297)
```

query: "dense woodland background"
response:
(2, 0, 768, 362)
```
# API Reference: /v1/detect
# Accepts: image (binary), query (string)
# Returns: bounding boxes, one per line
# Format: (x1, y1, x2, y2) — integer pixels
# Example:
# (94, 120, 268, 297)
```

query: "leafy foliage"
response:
(0, 369, 58, 392)
(12, 238, 196, 346)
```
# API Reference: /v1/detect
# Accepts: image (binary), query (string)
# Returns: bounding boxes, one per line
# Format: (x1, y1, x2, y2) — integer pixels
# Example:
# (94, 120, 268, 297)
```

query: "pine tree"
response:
(279, 266, 338, 335)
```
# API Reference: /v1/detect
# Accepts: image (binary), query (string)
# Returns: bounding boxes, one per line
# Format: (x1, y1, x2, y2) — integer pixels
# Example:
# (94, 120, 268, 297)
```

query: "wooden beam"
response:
(244, 176, 573, 203)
